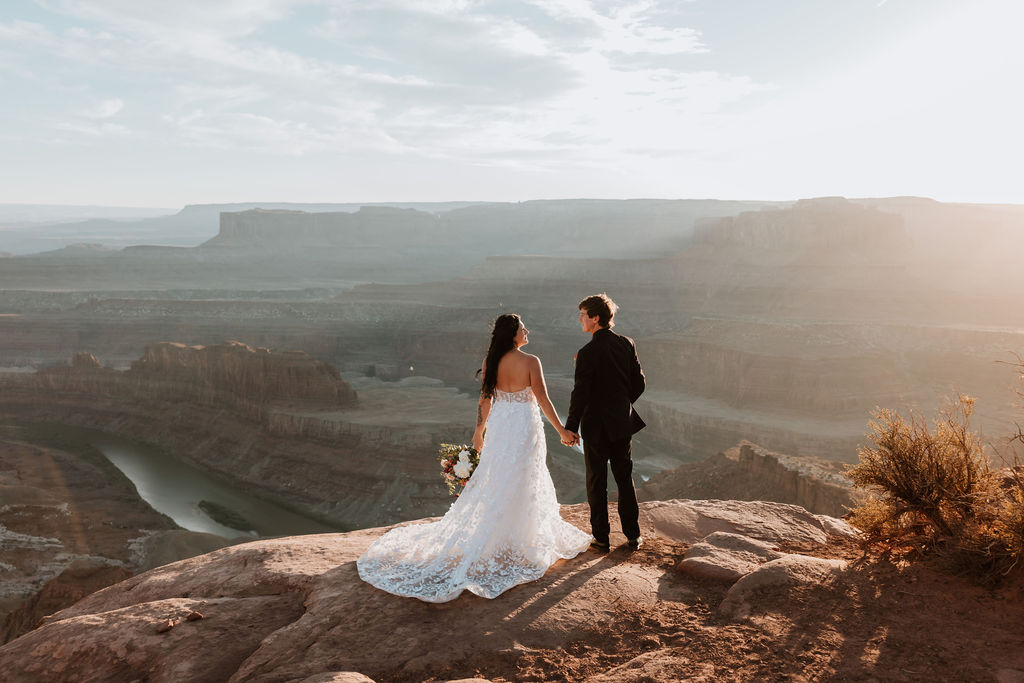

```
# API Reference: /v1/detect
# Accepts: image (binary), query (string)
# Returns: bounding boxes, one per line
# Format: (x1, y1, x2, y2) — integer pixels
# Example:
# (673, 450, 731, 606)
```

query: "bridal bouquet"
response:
(438, 443, 480, 496)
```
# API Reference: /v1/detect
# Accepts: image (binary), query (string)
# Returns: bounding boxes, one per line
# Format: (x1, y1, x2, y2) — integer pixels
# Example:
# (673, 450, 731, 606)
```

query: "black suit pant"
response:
(583, 435, 641, 543)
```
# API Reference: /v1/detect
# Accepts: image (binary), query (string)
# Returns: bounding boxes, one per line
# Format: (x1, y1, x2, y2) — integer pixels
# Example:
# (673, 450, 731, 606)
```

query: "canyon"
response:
(0, 343, 472, 531)
(0, 421, 235, 644)
(4, 197, 1021, 468)
(3, 195, 1024, 662)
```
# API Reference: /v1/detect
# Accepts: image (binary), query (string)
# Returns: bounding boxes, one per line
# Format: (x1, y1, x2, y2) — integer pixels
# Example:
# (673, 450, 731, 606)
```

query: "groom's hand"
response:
(567, 432, 580, 447)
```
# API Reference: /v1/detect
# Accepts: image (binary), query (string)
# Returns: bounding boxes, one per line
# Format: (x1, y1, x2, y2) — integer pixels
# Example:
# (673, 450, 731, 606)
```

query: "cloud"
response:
(55, 120, 129, 136)
(6, 1, 770, 167)
(40, 0, 306, 38)
(79, 98, 123, 118)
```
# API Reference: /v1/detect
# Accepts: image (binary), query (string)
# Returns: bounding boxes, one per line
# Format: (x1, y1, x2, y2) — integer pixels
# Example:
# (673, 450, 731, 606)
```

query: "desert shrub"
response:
(847, 396, 991, 541)
(847, 395, 1024, 579)
(997, 475, 1024, 564)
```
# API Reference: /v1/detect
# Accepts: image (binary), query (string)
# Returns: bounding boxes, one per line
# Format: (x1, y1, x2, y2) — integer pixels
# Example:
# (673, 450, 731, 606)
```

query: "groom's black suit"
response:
(565, 327, 645, 544)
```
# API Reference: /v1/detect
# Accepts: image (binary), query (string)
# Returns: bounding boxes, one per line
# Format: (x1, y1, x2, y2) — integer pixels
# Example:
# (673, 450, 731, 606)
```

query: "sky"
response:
(1, 0, 1023, 208)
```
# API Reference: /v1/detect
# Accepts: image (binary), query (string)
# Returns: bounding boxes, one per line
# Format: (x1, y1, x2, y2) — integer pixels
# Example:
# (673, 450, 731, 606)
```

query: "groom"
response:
(563, 293, 646, 551)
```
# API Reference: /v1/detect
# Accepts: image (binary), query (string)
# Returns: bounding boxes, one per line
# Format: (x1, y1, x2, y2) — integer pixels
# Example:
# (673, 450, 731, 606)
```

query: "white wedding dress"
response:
(357, 386, 592, 602)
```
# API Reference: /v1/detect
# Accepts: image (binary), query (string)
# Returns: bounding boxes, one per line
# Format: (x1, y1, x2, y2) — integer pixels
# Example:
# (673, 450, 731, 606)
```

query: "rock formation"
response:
(205, 199, 767, 259)
(25, 341, 357, 417)
(130, 341, 357, 417)
(639, 441, 857, 518)
(693, 197, 910, 254)
(2, 500, 1021, 682)
(0, 350, 471, 531)
(206, 207, 441, 249)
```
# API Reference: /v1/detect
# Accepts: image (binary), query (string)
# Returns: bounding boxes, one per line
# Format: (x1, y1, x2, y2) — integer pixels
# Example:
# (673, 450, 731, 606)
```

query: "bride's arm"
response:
(472, 394, 491, 452)
(528, 356, 574, 443)
(473, 356, 491, 452)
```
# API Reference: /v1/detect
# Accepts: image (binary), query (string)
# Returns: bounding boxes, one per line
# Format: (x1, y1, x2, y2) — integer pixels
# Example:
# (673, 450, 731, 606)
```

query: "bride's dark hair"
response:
(478, 313, 521, 399)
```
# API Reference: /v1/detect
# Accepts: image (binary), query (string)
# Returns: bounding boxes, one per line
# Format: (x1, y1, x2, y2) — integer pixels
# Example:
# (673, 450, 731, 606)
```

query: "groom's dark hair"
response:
(579, 293, 618, 329)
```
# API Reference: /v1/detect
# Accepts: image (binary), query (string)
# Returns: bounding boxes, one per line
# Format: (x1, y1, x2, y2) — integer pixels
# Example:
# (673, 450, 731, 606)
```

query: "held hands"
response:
(559, 428, 580, 447)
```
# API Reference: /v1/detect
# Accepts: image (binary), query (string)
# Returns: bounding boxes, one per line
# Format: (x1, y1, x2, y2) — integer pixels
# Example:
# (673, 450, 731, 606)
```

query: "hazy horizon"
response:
(7, 192, 1024, 217)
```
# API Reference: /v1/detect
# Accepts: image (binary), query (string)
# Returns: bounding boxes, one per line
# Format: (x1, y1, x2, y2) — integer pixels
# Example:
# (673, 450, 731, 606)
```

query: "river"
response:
(55, 425, 341, 539)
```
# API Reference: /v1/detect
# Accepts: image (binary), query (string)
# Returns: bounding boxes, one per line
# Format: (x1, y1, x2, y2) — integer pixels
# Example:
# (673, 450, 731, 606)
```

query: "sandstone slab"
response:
(719, 554, 848, 620)
(297, 673, 377, 683)
(0, 514, 672, 682)
(676, 531, 783, 583)
(2, 595, 303, 683)
(644, 498, 857, 545)
(1, 502, 1020, 682)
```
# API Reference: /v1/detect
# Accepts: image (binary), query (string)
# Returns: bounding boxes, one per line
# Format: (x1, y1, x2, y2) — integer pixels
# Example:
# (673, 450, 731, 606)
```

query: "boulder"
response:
(297, 673, 377, 683)
(676, 532, 783, 583)
(5, 595, 304, 682)
(719, 554, 848, 620)
(644, 499, 857, 545)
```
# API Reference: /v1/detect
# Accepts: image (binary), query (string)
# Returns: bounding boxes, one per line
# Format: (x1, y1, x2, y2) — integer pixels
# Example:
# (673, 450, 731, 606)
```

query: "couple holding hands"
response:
(358, 293, 646, 603)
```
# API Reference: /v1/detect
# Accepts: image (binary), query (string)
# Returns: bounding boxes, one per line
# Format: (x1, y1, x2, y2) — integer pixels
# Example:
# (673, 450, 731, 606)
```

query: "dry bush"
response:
(847, 395, 1024, 580)
(847, 396, 991, 542)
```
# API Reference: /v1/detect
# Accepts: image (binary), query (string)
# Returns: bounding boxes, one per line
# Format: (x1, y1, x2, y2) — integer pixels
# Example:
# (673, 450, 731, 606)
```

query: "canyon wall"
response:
(0, 346, 472, 531)
(694, 197, 909, 254)
(23, 341, 356, 422)
(639, 441, 856, 518)
(207, 207, 441, 249)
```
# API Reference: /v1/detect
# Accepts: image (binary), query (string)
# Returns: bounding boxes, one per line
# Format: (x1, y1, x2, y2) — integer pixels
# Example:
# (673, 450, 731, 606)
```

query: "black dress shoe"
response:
(626, 537, 643, 550)
(590, 539, 610, 551)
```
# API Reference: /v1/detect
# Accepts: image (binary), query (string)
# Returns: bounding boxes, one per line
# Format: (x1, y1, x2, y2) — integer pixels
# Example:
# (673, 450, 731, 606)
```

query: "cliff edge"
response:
(3, 500, 1022, 682)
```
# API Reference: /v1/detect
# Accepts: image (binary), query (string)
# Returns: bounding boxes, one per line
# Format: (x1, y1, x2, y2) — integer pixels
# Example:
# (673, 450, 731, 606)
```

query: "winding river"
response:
(56, 425, 341, 539)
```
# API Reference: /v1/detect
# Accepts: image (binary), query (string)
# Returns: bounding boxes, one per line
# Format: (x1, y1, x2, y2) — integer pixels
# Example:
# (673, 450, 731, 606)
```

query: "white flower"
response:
(457, 450, 471, 461)
(453, 461, 473, 478)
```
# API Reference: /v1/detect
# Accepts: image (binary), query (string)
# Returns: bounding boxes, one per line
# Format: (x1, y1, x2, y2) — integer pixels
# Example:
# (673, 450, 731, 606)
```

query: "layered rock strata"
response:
(638, 441, 857, 518)
(0, 348, 472, 531)
(30, 341, 356, 421)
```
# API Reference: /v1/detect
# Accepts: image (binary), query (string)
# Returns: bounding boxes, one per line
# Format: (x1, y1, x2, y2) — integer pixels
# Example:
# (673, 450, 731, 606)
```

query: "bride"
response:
(357, 313, 592, 602)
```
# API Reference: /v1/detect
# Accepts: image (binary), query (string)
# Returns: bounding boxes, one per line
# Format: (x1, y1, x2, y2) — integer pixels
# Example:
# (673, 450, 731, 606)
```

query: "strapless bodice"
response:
(493, 386, 535, 403)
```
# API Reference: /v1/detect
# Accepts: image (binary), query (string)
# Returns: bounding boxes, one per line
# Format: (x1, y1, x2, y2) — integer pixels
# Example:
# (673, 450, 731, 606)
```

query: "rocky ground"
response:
(2, 500, 1022, 682)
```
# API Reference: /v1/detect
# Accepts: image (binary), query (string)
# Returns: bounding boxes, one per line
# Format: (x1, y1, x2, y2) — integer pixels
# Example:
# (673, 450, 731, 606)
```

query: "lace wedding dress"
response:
(357, 386, 592, 602)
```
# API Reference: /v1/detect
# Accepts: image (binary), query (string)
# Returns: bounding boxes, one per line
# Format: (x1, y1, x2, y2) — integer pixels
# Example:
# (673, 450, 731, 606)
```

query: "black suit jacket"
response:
(565, 328, 646, 443)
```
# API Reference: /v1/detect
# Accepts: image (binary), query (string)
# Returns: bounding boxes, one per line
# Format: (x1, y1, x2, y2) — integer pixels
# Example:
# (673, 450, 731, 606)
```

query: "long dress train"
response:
(356, 386, 591, 602)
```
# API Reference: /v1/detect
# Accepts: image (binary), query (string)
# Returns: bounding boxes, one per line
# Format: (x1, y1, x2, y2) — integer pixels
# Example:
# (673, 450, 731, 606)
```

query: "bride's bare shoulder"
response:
(520, 353, 546, 374)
